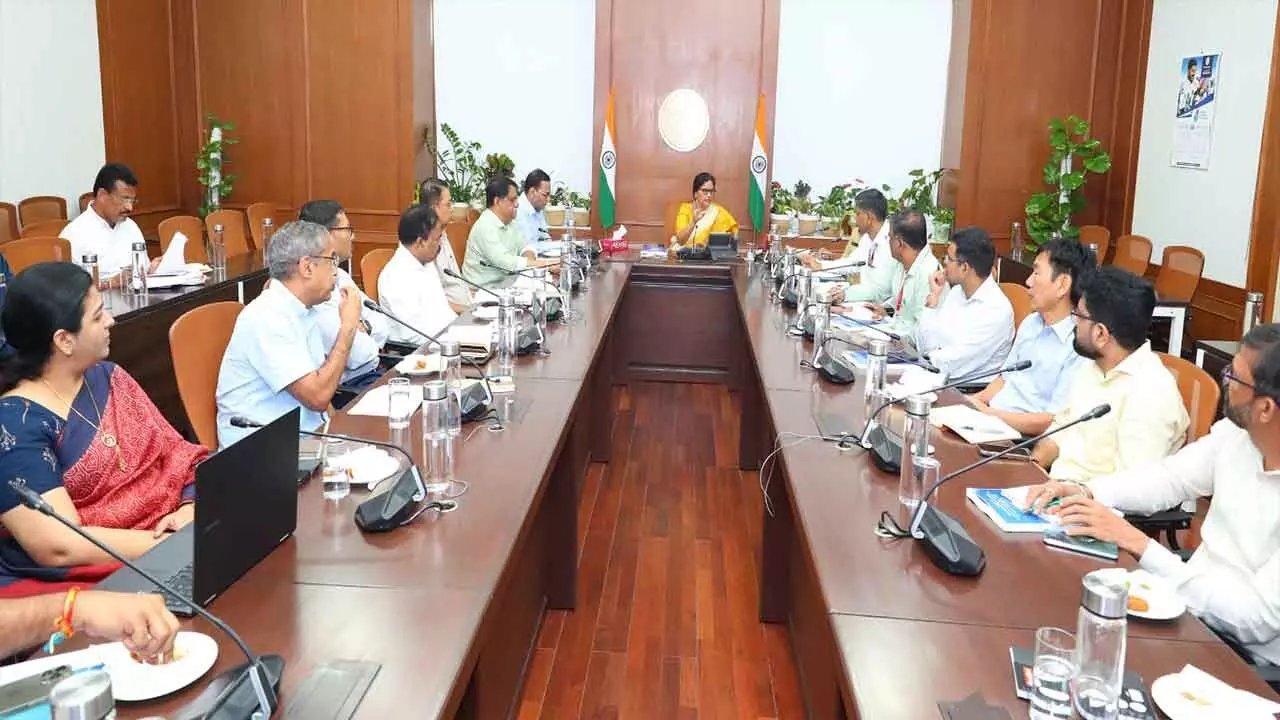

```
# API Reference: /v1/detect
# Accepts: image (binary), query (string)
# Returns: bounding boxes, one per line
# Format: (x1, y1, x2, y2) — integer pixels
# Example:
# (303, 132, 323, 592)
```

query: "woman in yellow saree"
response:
(671, 172, 738, 248)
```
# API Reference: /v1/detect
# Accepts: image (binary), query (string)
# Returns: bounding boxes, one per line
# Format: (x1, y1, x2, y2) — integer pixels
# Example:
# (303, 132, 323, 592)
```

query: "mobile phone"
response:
(0, 664, 71, 714)
(1043, 526, 1119, 561)
(977, 441, 1031, 459)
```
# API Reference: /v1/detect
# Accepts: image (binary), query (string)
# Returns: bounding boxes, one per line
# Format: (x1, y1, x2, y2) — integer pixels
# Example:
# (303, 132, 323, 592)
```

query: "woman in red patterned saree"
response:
(0, 263, 206, 597)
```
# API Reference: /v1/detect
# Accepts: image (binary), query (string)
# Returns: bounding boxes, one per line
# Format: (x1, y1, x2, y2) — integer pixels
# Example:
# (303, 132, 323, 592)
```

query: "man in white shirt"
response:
(514, 169, 552, 245)
(378, 203, 457, 345)
(419, 178, 471, 309)
(1025, 323, 1280, 667)
(60, 163, 158, 278)
(848, 211, 940, 340)
(914, 227, 1014, 379)
(296, 200, 389, 384)
(215, 221, 360, 447)
(806, 190, 897, 301)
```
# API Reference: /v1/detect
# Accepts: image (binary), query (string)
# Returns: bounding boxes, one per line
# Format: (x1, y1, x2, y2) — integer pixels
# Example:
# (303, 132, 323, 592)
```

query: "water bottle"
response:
(811, 298, 831, 365)
(1073, 570, 1128, 719)
(796, 267, 813, 315)
(1010, 222, 1025, 262)
(420, 380, 454, 495)
(129, 241, 149, 296)
(559, 237, 574, 296)
(1244, 291, 1265, 334)
(209, 223, 227, 272)
(564, 206, 576, 240)
(898, 393, 933, 514)
(862, 338, 889, 432)
(788, 213, 799, 237)
(261, 217, 275, 266)
(531, 267, 549, 336)
(496, 290, 518, 380)
(81, 254, 100, 290)
(745, 233, 755, 274)
(439, 339, 464, 438)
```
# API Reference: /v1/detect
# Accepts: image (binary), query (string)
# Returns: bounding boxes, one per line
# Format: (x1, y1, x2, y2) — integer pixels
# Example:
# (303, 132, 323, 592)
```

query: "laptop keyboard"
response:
(161, 564, 195, 613)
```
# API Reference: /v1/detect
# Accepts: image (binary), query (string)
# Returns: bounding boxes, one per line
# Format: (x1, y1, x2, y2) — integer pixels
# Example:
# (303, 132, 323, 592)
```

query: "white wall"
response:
(0, 0, 105, 218)
(433, 0, 595, 197)
(772, 0, 952, 203)
(1132, 0, 1277, 287)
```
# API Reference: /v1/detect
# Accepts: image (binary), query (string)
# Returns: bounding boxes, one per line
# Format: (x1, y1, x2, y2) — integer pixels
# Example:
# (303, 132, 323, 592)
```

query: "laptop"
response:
(97, 409, 300, 616)
(707, 233, 738, 261)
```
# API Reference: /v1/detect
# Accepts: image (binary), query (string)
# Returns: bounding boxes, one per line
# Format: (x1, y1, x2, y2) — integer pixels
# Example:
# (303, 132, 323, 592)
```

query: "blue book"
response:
(966, 487, 1056, 533)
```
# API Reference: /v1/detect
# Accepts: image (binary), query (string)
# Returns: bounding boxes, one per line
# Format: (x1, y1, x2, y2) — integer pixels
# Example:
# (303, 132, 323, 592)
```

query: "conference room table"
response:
(97, 248, 1273, 719)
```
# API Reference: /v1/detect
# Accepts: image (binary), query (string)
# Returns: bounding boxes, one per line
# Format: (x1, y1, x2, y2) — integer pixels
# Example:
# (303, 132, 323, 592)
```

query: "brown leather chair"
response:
(359, 248, 395, 303)
(1153, 245, 1204, 303)
(78, 192, 93, 213)
(170, 301, 243, 449)
(1158, 351, 1219, 442)
(999, 282, 1033, 328)
(19, 218, 68, 238)
(204, 209, 251, 258)
(4, 237, 72, 273)
(445, 207, 479, 267)
(246, 202, 276, 252)
(1077, 225, 1111, 266)
(17, 195, 68, 226)
(1111, 234, 1152, 276)
(0, 202, 18, 245)
(159, 215, 208, 264)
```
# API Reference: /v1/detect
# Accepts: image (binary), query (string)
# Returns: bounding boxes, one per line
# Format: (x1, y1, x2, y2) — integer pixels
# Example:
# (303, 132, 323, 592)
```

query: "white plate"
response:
(98, 631, 218, 702)
(395, 353, 443, 376)
(473, 305, 499, 321)
(1127, 569, 1186, 620)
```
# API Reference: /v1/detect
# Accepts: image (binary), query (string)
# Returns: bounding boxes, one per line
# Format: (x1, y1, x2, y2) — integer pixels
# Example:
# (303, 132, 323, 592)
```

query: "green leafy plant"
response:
(482, 152, 516, 179)
(424, 123, 484, 205)
(791, 180, 814, 215)
(549, 182, 570, 207)
(816, 183, 857, 220)
(1024, 115, 1111, 246)
(769, 181, 793, 214)
(568, 191, 591, 210)
(196, 113, 238, 219)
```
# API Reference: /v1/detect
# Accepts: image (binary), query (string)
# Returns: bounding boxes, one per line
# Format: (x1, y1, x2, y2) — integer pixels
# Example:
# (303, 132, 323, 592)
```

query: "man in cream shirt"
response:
(419, 178, 471, 309)
(1032, 266, 1189, 481)
(1025, 323, 1280, 667)
(61, 163, 157, 278)
(378, 203, 458, 344)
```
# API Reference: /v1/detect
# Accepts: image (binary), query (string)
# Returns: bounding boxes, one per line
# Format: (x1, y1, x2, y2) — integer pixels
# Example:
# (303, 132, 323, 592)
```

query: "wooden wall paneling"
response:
(1247, 4, 1280, 322)
(412, 0, 436, 185)
(940, 0, 973, 170)
(1092, 0, 1153, 236)
(169, 0, 202, 214)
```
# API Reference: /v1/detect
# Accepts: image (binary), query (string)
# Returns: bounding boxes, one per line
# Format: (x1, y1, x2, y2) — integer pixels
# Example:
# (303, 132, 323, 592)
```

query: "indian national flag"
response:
(748, 94, 769, 233)
(597, 90, 617, 229)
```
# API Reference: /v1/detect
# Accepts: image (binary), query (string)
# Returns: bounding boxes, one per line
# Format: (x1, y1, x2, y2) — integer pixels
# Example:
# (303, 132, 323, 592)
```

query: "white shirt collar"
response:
(263, 279, 312, 317)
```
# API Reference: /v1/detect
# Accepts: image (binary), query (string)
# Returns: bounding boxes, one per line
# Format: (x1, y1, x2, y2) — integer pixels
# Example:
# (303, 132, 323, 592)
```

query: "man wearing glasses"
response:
(462, 176, 557, 288)
(298, 200, 389, 385)
(1025, 323, 1280, 670)
(215, 221, 360, 447)
(515, 169, 552, 245)
(61, 163, 160, 278)
(1030, 266, 1188, 481)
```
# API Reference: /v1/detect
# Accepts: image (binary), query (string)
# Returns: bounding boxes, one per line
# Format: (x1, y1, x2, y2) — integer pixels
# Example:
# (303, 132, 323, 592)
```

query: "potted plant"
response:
(546, 182, 569, 226)
(482, 152, 516, 180)
(816, 183, 858, 236)
(769, 181, 793, 233)
(792, 180, 818, 235)
(569, 190, 591, 226)
(425, 123, 485, 219)
(1024, 115, 1111, 248)
(895, 168, 955, 244)
(196, 113, 238, 219)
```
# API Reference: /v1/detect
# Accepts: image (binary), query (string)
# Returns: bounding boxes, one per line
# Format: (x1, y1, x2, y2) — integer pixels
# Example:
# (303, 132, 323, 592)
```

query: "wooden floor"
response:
(517, 382, 806, 719)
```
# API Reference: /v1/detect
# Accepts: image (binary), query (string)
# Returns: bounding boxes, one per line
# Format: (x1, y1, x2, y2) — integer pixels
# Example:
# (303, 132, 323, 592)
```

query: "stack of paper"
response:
(443, 322, 494, 350)
(639, 244, 668, 259)
(1155, 665, 1280, 718)
(929, 404, 1021, 444)
(147, 232, 210, 287)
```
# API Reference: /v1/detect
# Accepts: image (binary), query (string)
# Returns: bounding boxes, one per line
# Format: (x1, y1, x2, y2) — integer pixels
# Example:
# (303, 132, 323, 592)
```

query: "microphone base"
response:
(866, 425, 902, 474)
(459, 381, 490, 423)
(816, 356, 856, 385)
(177, 654, 284, 719)
(355, 467, 424, 532)
(915, 505, 986, 576)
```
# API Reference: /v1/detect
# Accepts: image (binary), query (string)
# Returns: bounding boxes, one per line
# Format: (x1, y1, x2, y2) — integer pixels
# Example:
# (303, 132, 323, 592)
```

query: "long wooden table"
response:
(102, 249, 1273, 718)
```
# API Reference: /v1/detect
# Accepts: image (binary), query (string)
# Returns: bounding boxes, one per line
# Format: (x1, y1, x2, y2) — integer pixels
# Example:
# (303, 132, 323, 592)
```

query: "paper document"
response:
(929, 404, 1021, 444)
(155, 232, 189, 273)
(347, 385, 396, 417)
(639, 244, 668, 259)
(1163, 665, 1280, 717)
(443, 322, 495, 349)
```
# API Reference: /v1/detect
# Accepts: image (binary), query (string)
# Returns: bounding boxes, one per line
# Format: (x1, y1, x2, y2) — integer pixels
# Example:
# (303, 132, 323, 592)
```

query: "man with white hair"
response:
(215, 220, 361, 447)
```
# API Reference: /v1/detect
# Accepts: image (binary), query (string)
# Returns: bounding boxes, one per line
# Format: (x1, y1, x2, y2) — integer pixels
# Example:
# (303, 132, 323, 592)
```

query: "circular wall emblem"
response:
(657, 89, 710, 153)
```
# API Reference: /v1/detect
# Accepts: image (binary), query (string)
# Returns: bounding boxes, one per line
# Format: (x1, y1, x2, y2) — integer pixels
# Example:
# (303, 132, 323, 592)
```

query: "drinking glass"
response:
(387, 377, 416, 430)
(321, 439, 351, 501)
(1030, 627, 1077, 720)
(898, 454, 939, 532)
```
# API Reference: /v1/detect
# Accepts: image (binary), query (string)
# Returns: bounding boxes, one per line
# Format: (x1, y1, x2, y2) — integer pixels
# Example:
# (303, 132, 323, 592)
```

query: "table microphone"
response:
(784, 261, 866, 310)
(478, 261, 565, 320)
(6, 480, 282, 720)
(892, 403, 1112, 576)
(361, 299, 494, 418)
(860, 360, 1033, 474)
(833, 313, 901, 343)
(440, 270, 546, 354)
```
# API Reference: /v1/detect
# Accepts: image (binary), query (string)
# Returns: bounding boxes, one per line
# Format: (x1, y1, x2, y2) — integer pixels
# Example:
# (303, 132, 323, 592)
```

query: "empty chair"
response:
(446, 207, 479, 266)
(1077, 225, 1111, 266)
(0, 202, 17, 244)
(1158, 351, 1219, 442)
(158, 215, 207, 264)
(170, 301, 244, 449)
(359, 248, 394, 303)
(4, 237, 72, 273)
(246, 202, 276, 252)
(19, 219, 69, 239)
(17, 195, 68, 227)
(78, 192, 93, 213)
(1153, 245, 1205, 303)
(1111, 234, 1153, 276)
(999, 282, 1033, 328)
(204, 209, 251, 258)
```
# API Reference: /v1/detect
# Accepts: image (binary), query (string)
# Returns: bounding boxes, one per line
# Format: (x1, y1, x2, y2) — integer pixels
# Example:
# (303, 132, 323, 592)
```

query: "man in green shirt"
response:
(846, 210, 940, 339)
(462, 176, 557, 288)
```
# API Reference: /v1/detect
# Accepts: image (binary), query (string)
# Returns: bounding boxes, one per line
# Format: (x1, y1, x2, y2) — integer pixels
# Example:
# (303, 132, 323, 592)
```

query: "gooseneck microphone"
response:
(6, 480, 281, 719)
(477, 260, 566, 320)
(442, 268, 502, 301)
(361, 299, 495, 411)
(436, 273, 546, 354)
(860, 360, 1033, 474)
(834, 313, 902, 343)
(882, 404, 1112, 577)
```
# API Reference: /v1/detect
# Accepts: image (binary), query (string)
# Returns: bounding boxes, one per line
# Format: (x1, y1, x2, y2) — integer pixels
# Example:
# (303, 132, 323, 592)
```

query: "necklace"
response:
(40, 378, 126, 472)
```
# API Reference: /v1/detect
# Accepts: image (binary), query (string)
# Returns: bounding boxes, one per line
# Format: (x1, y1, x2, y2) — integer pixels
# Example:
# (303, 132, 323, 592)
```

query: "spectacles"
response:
(331, 226, 355, 235)
(697, 187, 717, 196)
(308, 254, 341, 267)
(1071, 310, 1096, 324)
(111, 193, 138, 208)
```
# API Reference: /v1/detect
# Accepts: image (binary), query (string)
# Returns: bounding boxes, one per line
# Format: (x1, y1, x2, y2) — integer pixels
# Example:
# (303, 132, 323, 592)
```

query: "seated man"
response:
(671, 172, 738, 251)
(0, 591, 177, 659)
(969, 238, 1092, 433)
(1025, 323, 1280, 667)
(914, 227, 1014, 379)
(805, 189, 897, 299)
(1032, 266, 1189, 481)
(515, 169, 552, 244)
(461, 176, 556, 288)
(848, 210, 939, 340)
(419, 178, 472, 309)
(60, 163, 159, 278)
(216, 221, 360, 447)
(297, 200, 389, 384)
(379, 203, 458, 345)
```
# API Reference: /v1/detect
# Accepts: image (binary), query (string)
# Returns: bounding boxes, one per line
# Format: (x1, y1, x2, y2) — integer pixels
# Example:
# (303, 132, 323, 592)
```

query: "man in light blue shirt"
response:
(215, 221, 362, 447)
(514, 168, 552, 244)
(971, 237, 1094, 435)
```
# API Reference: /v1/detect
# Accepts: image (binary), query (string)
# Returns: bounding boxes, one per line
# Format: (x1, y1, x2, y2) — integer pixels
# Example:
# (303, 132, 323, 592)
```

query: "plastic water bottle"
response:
(1073, 570, 1128, 720)
(898, 394, 933, 514)
(531, 267, 549, 337)
(788, 213, 800, 237)
(81, 254, 100, 290)
(496, 291, 518, 380)
(564, 206, 576, 240)
(261, 217, 275, 266)
(209, 224, 227, 272)
(863, 338, 889, 433)
(439, 340, 463, 438)
(420, 380, 454, 495)
(811, 299, 831, 365)
(129, 241, 149, 296)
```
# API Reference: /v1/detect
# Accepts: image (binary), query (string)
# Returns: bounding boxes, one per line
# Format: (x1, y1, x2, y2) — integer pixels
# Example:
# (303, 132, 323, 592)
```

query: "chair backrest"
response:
(4, 237, 72, 273)
(1111, 234, 1152, 276)
(204, 209, 251, 258)
(78, 192, 93, 213)
(1153, 245, 1204, 303)
(446, 207, 479, 267)
(0, 202, 17, 245)
(662, 199, 686, 246)
(359, 248, 395, 303)
(1157, 351, 1218, 442)
(1077, 225, 1111, 266)
(170, 301, 244, 449)
(159, 215, 208, 264)
(999, 282, 1033, 328)
(245, 202, 275, 251)
(19, 218, 68, 239)
(17, 195, 68, 226)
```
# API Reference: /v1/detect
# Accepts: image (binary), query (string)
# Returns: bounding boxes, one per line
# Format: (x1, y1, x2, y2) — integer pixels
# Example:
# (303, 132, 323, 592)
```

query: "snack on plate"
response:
(415, 359, 428, 370)
(1127, 595, 1150, 613)
(130, 644, 186, 666)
